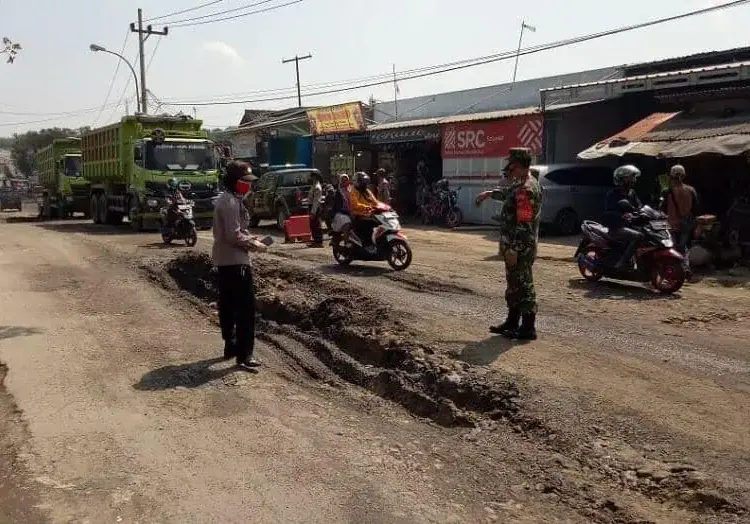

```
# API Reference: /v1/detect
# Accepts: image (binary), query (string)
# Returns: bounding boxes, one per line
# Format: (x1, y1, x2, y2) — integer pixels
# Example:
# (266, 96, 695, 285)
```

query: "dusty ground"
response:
(1, 209, 749, 523)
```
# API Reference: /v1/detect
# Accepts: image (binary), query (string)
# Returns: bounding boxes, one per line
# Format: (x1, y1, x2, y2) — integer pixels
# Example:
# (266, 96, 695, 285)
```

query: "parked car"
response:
(532, 164, 614, 235)
(0, 187, 23, 211)
(246, 168, 316, 229)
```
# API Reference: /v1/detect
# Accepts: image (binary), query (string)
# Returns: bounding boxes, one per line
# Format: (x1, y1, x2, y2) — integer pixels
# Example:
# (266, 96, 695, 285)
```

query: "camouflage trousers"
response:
(501, 244, 538, 314)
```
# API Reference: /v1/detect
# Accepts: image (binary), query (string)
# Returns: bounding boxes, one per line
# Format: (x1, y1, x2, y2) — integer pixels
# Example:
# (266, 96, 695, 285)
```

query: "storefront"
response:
(306, 102, 371, 180)
(440, 109, 544, 224)
(367, 121, 442, 215)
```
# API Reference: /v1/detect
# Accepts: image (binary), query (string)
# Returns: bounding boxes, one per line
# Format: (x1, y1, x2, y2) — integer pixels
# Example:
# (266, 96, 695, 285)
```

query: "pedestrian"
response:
(307, 171, 324, 248)
(475, 148, 541, 340)
(661, 164, 699, 276)
(212, 160, 267, 370)
(375, 168, 391, 204)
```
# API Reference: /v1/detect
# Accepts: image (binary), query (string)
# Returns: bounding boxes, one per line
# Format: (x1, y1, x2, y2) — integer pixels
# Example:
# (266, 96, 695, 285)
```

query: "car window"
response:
(258, 174, 276, 191)
(280, 171, 312, 187)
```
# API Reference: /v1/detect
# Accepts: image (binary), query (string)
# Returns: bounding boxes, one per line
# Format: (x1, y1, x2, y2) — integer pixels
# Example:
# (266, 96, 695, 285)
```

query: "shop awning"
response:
(578, 111, 750, 159)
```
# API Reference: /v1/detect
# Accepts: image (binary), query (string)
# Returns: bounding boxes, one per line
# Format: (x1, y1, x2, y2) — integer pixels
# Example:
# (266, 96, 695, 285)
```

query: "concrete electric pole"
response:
(130, 8, 168, 114)
(282, 54, 312, 108)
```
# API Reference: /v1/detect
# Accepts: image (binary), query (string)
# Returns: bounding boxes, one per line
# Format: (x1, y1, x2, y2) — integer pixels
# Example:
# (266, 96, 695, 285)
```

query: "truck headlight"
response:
(147, 199, 159, 208)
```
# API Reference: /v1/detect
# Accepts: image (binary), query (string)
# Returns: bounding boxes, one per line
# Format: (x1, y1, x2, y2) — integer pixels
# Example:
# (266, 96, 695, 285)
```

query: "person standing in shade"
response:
(661, 164, 699, 275)
(475, 148, 542, 341)
(307, 171, 324, 248)
(212, 160, 267, 370)
(374, 168, 392, 204)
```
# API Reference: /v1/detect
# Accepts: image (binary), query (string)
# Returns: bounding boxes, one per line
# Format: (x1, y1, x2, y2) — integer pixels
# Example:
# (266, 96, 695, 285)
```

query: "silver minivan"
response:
(532, 164, 614, 235)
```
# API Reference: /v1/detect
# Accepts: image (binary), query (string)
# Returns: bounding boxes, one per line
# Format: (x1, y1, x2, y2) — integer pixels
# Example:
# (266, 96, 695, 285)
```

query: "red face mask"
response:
(235, 179, 252, 196)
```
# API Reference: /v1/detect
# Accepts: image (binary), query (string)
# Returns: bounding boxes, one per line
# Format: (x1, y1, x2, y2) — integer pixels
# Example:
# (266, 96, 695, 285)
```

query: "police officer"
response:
(476, 147, 541, 341)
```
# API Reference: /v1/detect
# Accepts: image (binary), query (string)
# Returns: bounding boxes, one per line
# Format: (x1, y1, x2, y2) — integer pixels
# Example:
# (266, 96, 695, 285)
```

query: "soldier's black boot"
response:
(223, 339, 236, 360)
(490, 308, 520, 336)
(515, 313, 538, 341)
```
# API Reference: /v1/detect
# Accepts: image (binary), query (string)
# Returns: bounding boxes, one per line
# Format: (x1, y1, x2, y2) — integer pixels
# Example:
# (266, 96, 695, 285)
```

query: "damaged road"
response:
(1, 216, 749, 523)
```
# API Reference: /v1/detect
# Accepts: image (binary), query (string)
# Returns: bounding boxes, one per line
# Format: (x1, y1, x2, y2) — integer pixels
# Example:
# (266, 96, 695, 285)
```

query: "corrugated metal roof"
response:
(367, 106, 540, 131)
(542, 61, 750, 93)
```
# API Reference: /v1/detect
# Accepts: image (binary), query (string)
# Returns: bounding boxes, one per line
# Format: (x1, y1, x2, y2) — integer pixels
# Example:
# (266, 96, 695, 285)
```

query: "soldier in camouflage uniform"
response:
(476, 147, 541, 340)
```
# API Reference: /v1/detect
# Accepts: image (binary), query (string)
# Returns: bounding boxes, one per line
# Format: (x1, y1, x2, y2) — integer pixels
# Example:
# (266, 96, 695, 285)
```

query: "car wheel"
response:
(555, 208, 579, 236)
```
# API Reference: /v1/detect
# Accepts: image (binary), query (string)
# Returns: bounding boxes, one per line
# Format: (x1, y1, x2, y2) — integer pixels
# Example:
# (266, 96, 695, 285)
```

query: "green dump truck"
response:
(35, 137, 90, 218)
(81, 114, 220, 230)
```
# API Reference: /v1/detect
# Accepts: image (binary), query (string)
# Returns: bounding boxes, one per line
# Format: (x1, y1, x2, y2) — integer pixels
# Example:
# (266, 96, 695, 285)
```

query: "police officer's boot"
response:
(515, 313, 538, 341)
(490, 308, 520, 336)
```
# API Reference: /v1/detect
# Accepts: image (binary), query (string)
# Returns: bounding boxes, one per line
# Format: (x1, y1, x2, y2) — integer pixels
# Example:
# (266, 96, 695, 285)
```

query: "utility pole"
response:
(393, 64, 400, 119)
(282, 53, 312, 108)
(511, 21, 535, 89)
(130, 8, 168, 114)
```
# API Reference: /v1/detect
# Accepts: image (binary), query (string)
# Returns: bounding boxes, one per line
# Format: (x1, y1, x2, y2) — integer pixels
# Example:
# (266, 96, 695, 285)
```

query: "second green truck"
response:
(81, 114, 221, 230)
(35, 137, 90, 218)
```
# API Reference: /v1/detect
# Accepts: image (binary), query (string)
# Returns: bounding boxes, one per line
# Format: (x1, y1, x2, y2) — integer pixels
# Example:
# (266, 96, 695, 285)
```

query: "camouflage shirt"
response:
(490, 173, 541, 253)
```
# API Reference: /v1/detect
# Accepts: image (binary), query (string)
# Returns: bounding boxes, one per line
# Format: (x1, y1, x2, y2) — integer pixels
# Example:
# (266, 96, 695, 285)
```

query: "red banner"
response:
(441, 114, 543, 158)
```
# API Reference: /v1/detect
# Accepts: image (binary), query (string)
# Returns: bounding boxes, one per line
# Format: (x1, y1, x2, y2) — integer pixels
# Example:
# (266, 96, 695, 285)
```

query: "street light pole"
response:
(511, 21, 536, 88)
(90, 43, 141, 113)
(282, 53, 312, 108)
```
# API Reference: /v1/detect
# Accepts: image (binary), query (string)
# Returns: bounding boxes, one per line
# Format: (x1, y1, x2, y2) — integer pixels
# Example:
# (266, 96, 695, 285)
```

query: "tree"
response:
(2, 37, 22, 64)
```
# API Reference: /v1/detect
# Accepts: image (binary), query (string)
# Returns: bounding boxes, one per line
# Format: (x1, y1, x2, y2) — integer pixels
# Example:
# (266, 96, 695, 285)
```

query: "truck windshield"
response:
(145, 141, 215, 171)
(64, 156, 82, 177)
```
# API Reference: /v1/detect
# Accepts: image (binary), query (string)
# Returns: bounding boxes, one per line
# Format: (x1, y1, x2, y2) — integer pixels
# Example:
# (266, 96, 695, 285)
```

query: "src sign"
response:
(441, 115, 543, 159)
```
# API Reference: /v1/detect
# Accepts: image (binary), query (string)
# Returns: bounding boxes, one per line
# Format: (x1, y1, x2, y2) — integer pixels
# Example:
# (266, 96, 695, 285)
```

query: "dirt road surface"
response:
(1, 211, 749, 523)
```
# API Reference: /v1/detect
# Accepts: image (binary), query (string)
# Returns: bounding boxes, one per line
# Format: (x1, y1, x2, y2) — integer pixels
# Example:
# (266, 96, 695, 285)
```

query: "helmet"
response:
(167, 178, 179, 190)
(353, 172, 370, 191)
(613, 165, 641, 187)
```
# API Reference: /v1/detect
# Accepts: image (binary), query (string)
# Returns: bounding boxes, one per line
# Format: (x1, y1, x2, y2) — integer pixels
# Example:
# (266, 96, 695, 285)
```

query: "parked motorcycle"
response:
(421, 180, 463, 228)
(574, 203, 685, 294)
(160, 199, 198, 247)
(331, 203, 412, 271)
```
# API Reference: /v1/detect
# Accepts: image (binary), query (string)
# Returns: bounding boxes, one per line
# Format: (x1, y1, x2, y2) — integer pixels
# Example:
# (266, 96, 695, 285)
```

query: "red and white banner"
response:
(441, 114, 543, 159)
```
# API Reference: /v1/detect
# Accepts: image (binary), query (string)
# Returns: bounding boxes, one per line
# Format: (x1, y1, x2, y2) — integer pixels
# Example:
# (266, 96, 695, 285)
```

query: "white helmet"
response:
(613, 165, 641, 186)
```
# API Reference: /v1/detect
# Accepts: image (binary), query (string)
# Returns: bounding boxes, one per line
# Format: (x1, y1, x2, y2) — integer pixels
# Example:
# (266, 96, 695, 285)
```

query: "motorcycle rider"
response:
(165, 177, 188, 232)
(349, 172, 383, 248)
(603, 165, 644, 270)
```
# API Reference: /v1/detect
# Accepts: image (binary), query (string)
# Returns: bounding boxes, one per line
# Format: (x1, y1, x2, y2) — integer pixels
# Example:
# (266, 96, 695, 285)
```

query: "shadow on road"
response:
(0, 326, 44, 341)
(133, 357, 245, 391)
(36, 222, 141, 236)
(321, 264, 391, 277)
(458, 336, 524, 365)
(567, 278, 681, 301)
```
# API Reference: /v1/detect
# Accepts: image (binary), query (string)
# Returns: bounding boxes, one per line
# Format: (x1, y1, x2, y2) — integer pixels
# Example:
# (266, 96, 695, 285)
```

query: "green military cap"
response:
(508, 147, 532, 165)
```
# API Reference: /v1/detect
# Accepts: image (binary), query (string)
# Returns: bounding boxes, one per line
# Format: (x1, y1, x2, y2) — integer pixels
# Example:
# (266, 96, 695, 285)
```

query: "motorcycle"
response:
(331, 203, 412, 271)
(574, 203, 685, 294)
(421, 181, 463, 228)
(160, 199, 198, 247)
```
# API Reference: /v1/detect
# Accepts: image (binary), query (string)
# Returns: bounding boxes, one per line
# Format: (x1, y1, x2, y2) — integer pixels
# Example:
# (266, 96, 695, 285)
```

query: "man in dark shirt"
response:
(603, 165, 644, 270)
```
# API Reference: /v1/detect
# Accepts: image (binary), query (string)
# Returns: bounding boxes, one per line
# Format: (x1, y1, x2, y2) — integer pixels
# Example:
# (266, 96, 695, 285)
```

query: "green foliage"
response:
(9, 127, 90, 176)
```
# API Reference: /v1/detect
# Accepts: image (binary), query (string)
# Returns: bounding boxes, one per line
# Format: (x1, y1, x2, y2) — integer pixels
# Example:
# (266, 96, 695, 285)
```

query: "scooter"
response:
(331, 203, 412, 271)
(160, 199, 198, 247)
(574, 203, 685, 294)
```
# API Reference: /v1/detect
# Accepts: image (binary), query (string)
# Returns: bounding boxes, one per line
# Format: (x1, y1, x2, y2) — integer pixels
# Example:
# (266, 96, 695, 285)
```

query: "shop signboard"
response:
(441, 115, 543, 158)
(231, 130, 257, 158)
(369, 126, 441, 145)
(307, 102, 366, 136)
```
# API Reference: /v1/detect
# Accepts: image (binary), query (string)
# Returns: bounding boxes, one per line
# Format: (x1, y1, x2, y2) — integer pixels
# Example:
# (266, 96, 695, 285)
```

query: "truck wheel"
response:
(91, 195, 101, 224)
(97, 194, 108, 224)
(128, 198, 143, 232)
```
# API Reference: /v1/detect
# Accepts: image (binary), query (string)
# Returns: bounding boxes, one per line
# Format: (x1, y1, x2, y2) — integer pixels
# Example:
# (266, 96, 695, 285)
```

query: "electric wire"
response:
(145, 0, 224, 23)
(169, 0, 304, 28)
(92, 30, 131, 126)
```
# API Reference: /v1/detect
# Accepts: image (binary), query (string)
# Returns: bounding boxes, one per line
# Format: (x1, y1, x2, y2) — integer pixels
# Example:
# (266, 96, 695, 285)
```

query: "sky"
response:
(0, 0, 748, 135)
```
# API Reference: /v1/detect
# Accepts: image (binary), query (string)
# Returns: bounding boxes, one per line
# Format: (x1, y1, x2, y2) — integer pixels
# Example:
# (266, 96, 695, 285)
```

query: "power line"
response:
(92, 30, 131, 127)
(146, 37, 162, 72)
(145, 0, 224, 22)
(166, 0, 750, 106)
(105, 47, 141, 123)
(170, 0, 304, 28)
(160, 0, 278, 25)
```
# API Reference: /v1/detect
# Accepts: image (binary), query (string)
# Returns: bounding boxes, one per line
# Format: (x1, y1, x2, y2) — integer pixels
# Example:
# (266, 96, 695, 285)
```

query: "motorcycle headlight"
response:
(663, 238, 673, 247)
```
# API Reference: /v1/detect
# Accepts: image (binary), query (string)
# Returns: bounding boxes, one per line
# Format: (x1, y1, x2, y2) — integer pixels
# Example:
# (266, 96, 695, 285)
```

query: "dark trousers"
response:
(612, 227, 644, 266)
(309, 212, 323, 243)
(217, 265, 255, 362)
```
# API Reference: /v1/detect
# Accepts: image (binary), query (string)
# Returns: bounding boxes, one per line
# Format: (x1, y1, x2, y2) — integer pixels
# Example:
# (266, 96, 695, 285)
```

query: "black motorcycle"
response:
(160, 199, 198, 247)
(421, 181, 463, 228)
(574, 203, 685, 294)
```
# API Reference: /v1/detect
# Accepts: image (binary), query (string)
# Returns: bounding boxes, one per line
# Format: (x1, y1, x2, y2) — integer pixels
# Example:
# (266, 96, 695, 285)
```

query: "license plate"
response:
(650, 220, 669, 230)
